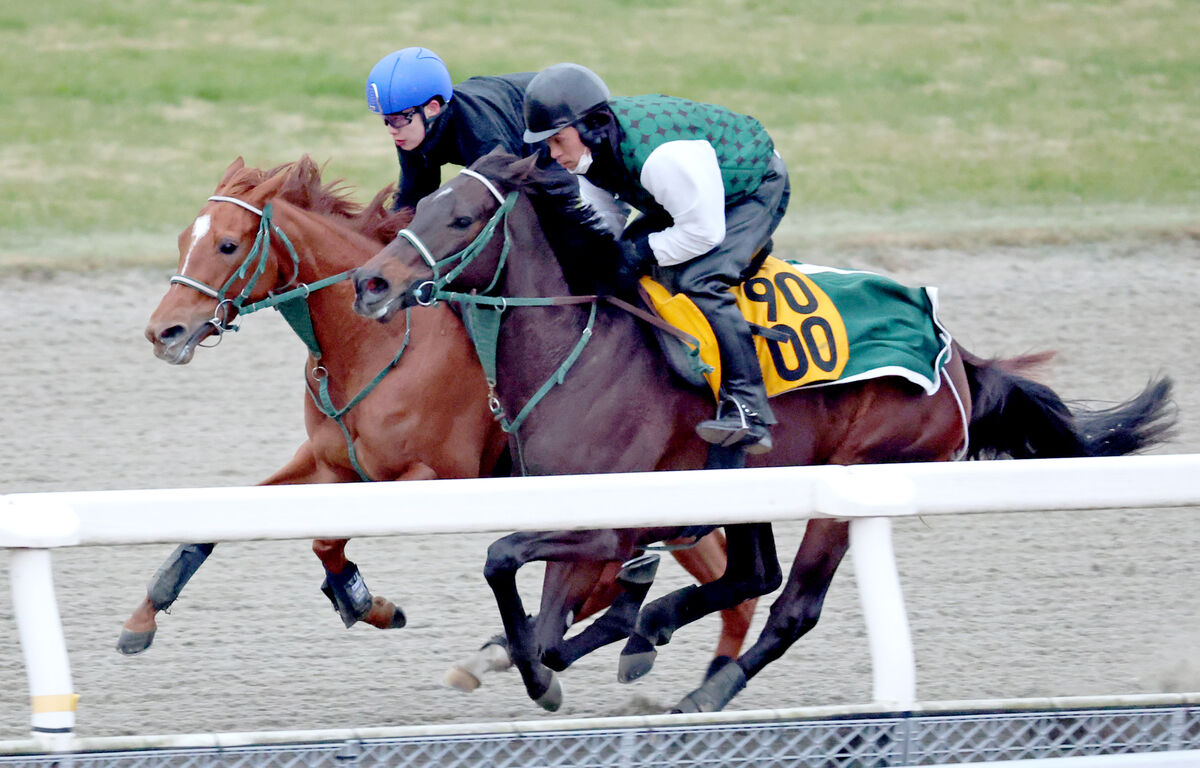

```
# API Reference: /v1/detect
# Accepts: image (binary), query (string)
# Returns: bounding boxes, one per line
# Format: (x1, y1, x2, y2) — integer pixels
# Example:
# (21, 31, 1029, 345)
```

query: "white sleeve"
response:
(639, 140, 726, 267)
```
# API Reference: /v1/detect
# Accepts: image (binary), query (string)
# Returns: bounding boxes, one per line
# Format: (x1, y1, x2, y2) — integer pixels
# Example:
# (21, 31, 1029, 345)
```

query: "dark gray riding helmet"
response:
(523, 63, 611, 143)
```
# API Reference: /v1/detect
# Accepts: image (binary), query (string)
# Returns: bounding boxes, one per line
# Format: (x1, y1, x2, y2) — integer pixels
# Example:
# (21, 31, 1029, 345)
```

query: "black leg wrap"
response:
(672, 661, 748, 714)
(147, 543, 216, 611)
(322, 561, 372, 628)
(634, 583, 699, 646)
(704, 654, 737, 681)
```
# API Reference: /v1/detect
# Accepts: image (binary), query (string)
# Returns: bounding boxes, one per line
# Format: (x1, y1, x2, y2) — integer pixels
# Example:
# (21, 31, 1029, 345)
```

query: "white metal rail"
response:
(3, 454, 1199, 752)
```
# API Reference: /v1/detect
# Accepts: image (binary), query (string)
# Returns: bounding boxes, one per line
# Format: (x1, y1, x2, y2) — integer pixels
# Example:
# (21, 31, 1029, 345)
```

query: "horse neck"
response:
(270, 201, 418, 380)
(490, 195, 704, 462)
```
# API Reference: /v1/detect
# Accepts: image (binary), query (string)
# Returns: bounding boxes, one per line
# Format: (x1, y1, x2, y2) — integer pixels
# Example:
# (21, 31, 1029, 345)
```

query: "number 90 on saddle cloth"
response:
(638, 257, 954, 400)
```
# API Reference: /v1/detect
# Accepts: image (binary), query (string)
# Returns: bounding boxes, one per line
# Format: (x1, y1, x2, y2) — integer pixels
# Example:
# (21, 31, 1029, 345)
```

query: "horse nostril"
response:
(366, 276, 390, 296)
(159, 325, 186, 343)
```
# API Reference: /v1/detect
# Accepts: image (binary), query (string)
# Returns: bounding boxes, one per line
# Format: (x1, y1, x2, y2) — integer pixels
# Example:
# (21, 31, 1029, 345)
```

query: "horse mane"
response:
(220, 156, 411, 245)
(470, 150, 627, 294)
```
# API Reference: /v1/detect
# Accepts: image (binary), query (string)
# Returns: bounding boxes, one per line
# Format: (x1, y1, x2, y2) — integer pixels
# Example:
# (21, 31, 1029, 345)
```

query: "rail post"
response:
(10, 548, 77, 749)
(2, 495, 81, 750)
(816, 468, 918, 706)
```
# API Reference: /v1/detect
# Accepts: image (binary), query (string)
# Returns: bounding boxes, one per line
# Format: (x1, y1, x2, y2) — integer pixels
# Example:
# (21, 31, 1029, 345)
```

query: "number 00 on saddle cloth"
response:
(639, 257, 954, 400)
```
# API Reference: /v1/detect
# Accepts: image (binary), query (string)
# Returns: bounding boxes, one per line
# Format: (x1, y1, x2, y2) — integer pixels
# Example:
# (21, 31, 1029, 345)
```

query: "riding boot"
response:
(695, 312, 776, 454)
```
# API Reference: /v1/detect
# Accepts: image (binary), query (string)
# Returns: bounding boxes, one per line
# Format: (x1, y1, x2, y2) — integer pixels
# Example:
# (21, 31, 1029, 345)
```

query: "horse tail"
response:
(958, 346, 1176, 460)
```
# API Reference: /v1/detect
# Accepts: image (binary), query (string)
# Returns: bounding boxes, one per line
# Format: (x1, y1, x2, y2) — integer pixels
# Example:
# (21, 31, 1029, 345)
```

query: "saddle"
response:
(638, 256, 953, 400)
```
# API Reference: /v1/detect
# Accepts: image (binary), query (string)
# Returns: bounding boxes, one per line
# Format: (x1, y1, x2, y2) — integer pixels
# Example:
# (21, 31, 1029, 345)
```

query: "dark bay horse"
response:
(351, 150, 1176, 712)
(123, 156, 755, 685)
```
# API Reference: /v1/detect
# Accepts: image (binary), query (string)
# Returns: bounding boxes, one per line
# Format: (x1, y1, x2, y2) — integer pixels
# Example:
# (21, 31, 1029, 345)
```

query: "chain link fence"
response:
(1, 700, 1197, 767)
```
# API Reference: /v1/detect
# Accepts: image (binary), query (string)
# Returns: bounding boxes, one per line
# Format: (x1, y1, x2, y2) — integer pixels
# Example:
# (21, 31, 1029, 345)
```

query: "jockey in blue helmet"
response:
(366, 47, 573, 213)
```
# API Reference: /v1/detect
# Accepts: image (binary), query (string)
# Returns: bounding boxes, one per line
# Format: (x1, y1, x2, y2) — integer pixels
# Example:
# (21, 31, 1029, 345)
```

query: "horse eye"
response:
(218, 240, 239, 255)
(451, 216, 474, 229)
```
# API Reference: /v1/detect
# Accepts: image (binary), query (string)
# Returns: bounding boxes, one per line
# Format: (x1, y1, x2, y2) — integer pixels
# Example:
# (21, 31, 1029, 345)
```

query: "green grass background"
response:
(2, 0, 1197, 272)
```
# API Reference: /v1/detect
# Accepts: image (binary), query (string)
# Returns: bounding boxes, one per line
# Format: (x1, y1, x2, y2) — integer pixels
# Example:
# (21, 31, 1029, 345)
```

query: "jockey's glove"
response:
(614, 234, 657, 291)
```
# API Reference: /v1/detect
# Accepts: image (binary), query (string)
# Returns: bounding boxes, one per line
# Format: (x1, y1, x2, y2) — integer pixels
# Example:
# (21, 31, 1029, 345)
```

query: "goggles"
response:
(382, 107, 421, 130)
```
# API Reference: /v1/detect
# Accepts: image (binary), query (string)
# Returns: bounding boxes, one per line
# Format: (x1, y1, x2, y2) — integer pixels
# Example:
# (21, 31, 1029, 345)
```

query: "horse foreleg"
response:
(673, 519, 850, 713)
(483, 529, 634, 711)
(116, 542, 216, 655)
(618, 523, 781, 683)
(670, 530, 757, 678)
(443, 557, 647, 691)
(314, 538, 406, 630)
(308, 459, 437, 631)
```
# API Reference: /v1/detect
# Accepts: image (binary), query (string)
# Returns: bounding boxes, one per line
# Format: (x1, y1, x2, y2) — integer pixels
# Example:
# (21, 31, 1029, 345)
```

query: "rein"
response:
(392, 171, 600, 473)
(171, 196, 305, 342)
(400, 169, 706, 474)
(171, 194, 411, 481)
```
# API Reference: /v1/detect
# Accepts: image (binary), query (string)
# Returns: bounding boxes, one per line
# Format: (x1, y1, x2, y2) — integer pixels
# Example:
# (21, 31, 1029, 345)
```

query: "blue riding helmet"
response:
(366, 47, 454, 115)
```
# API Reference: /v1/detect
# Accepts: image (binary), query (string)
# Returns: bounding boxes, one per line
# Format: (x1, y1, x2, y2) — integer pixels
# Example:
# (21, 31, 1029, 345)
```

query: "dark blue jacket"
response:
(393, 73, 537, 210)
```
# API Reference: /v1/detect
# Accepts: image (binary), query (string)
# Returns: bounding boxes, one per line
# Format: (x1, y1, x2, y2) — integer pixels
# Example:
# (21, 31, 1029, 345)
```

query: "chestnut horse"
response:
(122, 156, 756, 686)
(350, 150, 1175, 712)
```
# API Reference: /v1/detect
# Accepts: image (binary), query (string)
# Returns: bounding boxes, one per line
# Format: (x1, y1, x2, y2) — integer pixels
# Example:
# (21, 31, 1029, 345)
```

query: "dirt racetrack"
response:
(1, 238, 1198, 739)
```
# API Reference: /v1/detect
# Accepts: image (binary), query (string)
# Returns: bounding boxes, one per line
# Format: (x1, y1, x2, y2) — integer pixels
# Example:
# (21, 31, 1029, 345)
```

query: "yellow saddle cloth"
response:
(639, 256, 950, 400)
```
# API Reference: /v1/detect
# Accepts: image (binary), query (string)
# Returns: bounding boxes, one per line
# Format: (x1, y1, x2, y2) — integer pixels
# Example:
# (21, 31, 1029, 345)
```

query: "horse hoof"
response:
(443, 665, 483, 692)
(671, 692, 704, 714)
(362, 597, 406, 629)
(617, 648, 657, 683)
(116, 627, 156, 655)
(389, 606, 407, 629)
(672, 661, 746, 712)
(534, 672, 563, 712)
(441, 642, 511, 692)
(617, 553, 660, 587)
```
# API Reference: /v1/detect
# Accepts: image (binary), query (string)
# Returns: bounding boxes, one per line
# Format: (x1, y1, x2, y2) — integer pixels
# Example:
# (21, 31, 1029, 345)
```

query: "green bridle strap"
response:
(502, 299, 597, 436)
(171, 196, 303, 334)
(305, 306, 413, 482)
(240, 271, 354, 359)
(405, 191, 517, 300)
(172, 193, 409, 482)
(453, 292, 598, 439)
(216, 201, 303, 309)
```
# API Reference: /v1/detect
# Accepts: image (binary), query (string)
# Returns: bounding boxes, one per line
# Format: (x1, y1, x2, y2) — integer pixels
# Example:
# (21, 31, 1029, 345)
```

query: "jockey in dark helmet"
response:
(366, 47, 575, 213)
(523, 63, 791, 455)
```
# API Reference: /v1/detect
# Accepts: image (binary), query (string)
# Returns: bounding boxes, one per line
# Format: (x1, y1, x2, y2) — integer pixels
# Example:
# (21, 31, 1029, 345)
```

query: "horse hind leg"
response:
(116, 542, 216, 655)
(670, 530, 756, 680)
(542, 553, 660, 672)
(618, 522, 780, 683)
(673, 519, 850, 713)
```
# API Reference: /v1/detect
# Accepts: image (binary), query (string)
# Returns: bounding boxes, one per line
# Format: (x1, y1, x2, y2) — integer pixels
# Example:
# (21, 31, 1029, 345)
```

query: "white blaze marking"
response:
(179, 214, 211, 275)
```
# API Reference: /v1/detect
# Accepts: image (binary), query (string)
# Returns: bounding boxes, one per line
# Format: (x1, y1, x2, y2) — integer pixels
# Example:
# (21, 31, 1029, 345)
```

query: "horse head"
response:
(353, 149, 539, 322)
(147, 156, 402, 365)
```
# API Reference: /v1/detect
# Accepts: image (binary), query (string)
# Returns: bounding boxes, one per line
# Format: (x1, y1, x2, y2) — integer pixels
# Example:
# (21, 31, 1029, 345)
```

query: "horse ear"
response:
(507, 153, 541, 184)
(217, 157, 245, 189)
